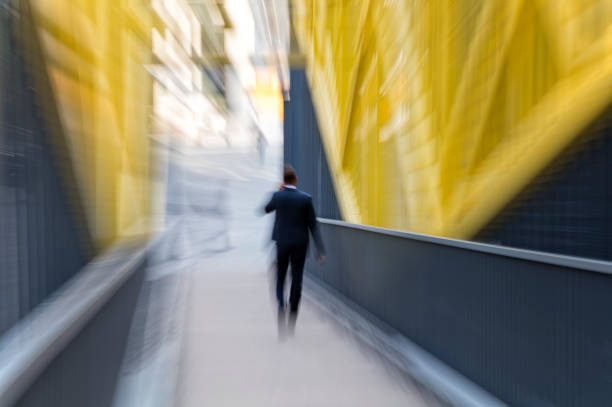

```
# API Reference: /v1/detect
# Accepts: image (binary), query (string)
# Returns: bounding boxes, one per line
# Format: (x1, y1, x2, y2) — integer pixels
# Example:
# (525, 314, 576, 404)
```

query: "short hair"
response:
(283, 164, 297, 184)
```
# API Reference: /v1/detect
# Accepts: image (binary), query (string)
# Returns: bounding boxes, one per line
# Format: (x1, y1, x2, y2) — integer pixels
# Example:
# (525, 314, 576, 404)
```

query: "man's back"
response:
(264, 164, 325, 327)
(265, 187, 317, 248)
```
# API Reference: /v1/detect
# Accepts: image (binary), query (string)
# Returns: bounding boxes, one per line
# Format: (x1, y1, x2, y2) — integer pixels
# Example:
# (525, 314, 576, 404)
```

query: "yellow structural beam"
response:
(28, 0, 154, 249)
(292, 0, 612, 239)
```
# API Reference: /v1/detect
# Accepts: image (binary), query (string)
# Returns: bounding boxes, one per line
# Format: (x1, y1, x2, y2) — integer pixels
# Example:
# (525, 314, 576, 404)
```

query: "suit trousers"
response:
(276, 243, 308, 311)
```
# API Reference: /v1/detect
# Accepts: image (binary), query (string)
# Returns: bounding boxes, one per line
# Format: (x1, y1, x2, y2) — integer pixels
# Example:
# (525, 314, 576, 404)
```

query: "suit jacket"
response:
(265, 187, 325, 255)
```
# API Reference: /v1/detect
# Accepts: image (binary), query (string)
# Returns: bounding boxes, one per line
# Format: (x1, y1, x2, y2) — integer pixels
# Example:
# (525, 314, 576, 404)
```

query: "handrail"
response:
(319, 218, 612, 275)
(0, 238, 147, 407)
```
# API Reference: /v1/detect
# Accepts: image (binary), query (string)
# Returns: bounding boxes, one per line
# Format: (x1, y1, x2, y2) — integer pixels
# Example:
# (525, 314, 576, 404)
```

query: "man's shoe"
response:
(277, 303, 287, 319)
(288, 309, 298, 336)
(277, 305, 287, 341)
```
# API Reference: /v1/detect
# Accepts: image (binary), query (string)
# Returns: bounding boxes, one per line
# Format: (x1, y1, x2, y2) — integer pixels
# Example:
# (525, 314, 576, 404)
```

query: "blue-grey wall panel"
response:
(283, 69, 341, 220)
(0, 3, 87, 335)
(14, 255, 146, 407)
(476, 111, 612, 261)
(308, 221, 612, 407)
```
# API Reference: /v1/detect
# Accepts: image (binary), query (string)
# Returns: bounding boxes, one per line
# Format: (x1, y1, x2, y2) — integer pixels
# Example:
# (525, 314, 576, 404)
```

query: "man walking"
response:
(256, 128, 267, 167)
(264, 165, 325, 333)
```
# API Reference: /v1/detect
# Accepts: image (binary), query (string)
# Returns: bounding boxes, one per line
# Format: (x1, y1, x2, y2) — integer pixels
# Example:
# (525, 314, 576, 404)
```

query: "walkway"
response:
(177, 269, 430, 407)
(115, 145, 437, 406)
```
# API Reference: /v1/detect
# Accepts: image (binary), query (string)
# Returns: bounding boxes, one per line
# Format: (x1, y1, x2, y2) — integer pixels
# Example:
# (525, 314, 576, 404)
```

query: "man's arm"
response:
(264, 193, 276, 214)
(306, 197, 325, 258)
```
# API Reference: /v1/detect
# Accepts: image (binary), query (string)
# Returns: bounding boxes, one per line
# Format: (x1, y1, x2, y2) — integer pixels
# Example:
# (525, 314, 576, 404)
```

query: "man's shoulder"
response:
(300, 191, 312, 200)
(295, 189, 312, 200)
(276, 188, 311, 200)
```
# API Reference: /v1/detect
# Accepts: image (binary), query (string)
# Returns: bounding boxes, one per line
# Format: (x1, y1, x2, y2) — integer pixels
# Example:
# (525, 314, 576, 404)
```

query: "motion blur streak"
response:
(292, 0, 612, 239)
(26, 0, 155, 248)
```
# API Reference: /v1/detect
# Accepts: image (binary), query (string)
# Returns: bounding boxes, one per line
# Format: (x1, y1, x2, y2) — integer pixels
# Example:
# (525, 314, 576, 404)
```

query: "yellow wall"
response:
(29, 0, 154, 249)
(292, 0, 612, 238)
(252, 67, 284, 122)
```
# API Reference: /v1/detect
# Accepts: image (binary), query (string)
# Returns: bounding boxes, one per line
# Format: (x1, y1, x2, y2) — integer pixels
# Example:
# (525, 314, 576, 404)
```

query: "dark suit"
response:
(265, 186, 324, 311)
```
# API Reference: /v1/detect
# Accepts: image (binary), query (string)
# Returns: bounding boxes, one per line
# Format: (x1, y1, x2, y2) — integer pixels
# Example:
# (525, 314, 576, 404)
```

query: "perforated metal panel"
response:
(0, 2, 86, 335)
(477, 114, 612, 261)
(283, 68, 341, 220)
(308, 220, 612, 407)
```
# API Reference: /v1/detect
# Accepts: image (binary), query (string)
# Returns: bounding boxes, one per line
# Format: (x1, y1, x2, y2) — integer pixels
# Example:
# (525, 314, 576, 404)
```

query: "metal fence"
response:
(0, 239, 147, 407)
(476, 117, 612, 261)
(307, 219, 612, 407)
(0, 2, 88, 336)
(283, 68, 341, 220)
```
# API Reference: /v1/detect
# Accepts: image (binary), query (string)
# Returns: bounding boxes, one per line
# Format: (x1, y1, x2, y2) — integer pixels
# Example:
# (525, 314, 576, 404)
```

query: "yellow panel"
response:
(293, 0, 612, 238)
(29, 0, 154, 249)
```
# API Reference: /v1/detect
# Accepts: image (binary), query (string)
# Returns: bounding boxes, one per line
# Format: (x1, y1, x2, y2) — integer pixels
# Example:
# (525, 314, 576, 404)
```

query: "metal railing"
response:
(307, 218, 612, 407)
(0, 239, 147, 407)
(0, 1, 90, 337)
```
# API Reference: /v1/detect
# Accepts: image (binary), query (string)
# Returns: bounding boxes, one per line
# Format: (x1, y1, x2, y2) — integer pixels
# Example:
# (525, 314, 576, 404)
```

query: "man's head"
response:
(283, 164, 298, 185)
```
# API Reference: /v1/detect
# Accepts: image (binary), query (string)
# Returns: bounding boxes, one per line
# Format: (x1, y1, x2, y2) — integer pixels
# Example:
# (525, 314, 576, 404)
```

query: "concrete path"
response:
(119, 145, 434, 406)
(176, 268, 431, 407)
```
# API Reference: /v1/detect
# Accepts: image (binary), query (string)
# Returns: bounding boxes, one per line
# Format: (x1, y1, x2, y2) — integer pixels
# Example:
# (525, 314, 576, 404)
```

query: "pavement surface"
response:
(176, 270, 431, 407)
(116, 144, 435, 406)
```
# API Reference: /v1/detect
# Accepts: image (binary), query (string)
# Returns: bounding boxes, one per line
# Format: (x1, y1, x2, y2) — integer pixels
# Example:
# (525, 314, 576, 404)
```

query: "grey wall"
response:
(14, 257, 145, 407)
(476, 111, 612, 261)
(0, 2, 87, 335)
(283, 69, 341, 220)
(308, 220, 612, 407)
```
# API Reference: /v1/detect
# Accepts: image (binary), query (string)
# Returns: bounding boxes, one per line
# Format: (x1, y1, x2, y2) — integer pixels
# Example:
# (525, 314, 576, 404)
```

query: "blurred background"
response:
(1, 0, 285, 332)
(2, 1, 612, 406)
